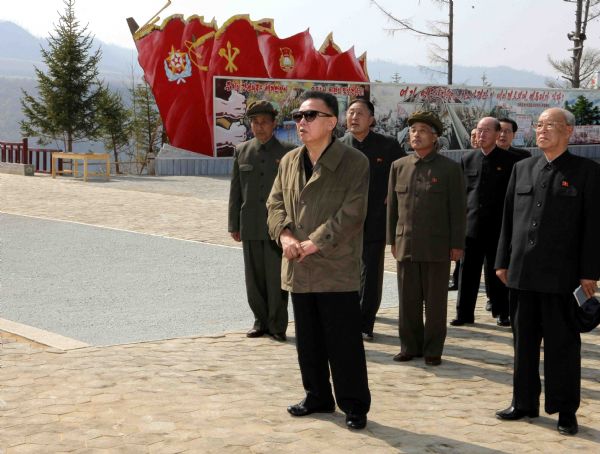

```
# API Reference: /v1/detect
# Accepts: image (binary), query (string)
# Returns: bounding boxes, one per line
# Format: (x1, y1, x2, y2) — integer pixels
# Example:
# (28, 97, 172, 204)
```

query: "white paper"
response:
(573, 285, 588, 307)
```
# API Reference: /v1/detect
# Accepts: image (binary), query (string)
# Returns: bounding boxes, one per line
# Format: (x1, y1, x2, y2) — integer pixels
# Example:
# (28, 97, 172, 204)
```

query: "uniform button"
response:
(300, 200, 306, 205)
(532, 221, 538, 227)
(260, 172, 264, 176)
(541, 183, 547, 188)
(529, 239, 535, 245)
(297, 224, 303, 229)
(536, 201, 542, 207)
(326, 234, 332, 239)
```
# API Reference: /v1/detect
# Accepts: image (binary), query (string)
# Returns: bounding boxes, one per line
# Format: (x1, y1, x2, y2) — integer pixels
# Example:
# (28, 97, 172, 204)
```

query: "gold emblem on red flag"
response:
(219, 41, 240, 73)
(279, 47, 295, 72)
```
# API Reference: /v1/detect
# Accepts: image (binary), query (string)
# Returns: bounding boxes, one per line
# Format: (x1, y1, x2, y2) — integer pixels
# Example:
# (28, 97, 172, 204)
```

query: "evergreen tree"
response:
(130, 81, 163, 174)
(20, 0, 102, 152)
(97, 86, 130, 174)
(565, 95, 600, 125)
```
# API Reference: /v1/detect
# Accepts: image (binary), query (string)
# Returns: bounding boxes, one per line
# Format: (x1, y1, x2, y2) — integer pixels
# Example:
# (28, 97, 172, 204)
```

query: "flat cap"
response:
(246, 100, 277, 117)
(408, 111, 443, 135)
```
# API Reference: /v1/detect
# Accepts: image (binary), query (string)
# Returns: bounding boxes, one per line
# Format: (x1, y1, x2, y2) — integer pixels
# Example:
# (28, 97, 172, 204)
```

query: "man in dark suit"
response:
(228, 101, 294, 341)
(495, 107, 600, 436)
(497, 117, 532, 159)
(340, 98, 405, 341)
(451, 117, 519, 327)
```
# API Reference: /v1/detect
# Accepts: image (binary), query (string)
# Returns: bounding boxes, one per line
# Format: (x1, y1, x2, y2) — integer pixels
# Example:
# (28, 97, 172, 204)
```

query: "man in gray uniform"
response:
(387, 111, 466, 366)
(228, 100, 294, 341)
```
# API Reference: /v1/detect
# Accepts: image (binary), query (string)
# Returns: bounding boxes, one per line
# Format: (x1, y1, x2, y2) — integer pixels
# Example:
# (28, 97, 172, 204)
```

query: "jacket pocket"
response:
(239, 164, 253, 172)
(516, 184, 532, 195)
(395, 183, 408, 193)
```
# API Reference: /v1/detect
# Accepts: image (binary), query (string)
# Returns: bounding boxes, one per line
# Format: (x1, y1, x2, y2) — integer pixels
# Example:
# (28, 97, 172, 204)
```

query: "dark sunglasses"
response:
(291, 110, 335, 123)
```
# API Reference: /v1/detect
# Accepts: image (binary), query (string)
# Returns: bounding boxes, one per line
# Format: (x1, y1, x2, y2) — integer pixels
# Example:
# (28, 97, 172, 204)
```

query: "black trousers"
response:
(291, 292, 371, 415)
(456, 235, 508, 320)
(359, 240, 386, 335)
(242, 240, 288, 334)
(511, 290, 581, 414)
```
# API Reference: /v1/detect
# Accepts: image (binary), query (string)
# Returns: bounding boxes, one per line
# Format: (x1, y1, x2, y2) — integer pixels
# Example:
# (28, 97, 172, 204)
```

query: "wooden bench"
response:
(51, 152, 110, 182)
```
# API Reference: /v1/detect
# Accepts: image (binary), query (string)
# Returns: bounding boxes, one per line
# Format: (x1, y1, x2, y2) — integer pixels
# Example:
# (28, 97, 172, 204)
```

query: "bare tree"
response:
(547, 48, 600, 88)
(548, 0, 600, 88)
(371, 0, 454, 84)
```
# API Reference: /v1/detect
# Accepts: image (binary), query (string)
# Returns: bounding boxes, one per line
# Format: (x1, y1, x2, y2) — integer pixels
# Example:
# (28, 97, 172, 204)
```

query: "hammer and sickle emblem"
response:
(218, 41, 240, 73)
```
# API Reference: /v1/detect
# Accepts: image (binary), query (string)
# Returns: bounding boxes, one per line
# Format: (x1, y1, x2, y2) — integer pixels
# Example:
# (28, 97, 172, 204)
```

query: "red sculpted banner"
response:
(133, 14, 369, 156)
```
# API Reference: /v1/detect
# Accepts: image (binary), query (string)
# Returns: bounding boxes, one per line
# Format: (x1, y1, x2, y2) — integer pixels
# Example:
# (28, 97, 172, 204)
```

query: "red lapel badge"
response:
(431, 177, 438, 184)
(562, 180, 569, 187)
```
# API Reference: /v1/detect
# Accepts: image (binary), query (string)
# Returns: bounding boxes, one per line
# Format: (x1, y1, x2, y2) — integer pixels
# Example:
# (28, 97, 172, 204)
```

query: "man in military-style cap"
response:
(387, 110, 466, 366)
(228, 100, 295, 341)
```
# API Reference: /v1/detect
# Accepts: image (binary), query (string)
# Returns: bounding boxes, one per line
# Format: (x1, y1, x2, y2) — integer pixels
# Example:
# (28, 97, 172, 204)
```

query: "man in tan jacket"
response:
(387, 111, 466, 366)
(267, 91, 371, 430)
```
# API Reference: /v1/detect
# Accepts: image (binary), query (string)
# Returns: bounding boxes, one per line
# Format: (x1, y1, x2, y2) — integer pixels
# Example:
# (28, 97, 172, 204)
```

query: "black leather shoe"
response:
(450, 318, 473, 326)
(362, 332, 374, 341)
(345, 413, 367, 430)
(485, 300, 492, 312)
(246, 328, 266, 338)
(497, 317, 511, 327)
(557, 412, 578, 435)
(287, 401, 335, 417)
(425, 356, 442, 366)
(271, 333, 287, 342)
(393, 352, 414, 362)
(495, 406, 539, 420)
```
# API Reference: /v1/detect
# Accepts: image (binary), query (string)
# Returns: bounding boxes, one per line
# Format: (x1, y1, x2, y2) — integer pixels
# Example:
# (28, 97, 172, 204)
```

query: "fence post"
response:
(22, 138, 30, 165)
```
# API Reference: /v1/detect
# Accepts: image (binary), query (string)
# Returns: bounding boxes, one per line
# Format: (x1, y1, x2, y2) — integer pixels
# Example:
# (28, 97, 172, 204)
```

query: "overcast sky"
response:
(2, 0, 599, 78)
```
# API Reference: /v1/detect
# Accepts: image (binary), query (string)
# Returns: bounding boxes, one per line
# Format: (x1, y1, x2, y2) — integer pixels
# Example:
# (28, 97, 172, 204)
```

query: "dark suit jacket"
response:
(340, 131, 405, 242)
(461, 146, 520, 239)
(496, 151, 600, 294)
(228, 136, 294, 240)
(508, 146, 532, 159)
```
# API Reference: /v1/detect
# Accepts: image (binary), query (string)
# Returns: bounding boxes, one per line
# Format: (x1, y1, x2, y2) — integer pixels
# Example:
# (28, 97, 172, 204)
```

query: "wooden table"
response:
(51, 152, 110, 182)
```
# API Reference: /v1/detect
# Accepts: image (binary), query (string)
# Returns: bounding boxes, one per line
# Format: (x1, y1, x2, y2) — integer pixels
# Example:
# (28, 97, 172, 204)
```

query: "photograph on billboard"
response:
(213, 77, 600, 157)
(370, 84, 600, 153)
(213, 76, 369, 157)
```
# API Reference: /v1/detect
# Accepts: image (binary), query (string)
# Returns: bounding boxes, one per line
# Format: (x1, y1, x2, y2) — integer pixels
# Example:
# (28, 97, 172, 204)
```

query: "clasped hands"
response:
(280, 228, 318, 262)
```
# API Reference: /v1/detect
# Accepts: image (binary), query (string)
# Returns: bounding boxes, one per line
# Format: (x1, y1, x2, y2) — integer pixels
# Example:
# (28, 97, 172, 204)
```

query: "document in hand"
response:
(573, 285, 588, 307)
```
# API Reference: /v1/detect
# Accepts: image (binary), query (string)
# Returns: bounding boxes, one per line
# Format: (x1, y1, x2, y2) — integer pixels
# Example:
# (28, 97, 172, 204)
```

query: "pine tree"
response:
(565, 95, 600, 125)
(130, 81, 163, 174)
(20, 0, 102, 152)
(97, 86, 130, 174)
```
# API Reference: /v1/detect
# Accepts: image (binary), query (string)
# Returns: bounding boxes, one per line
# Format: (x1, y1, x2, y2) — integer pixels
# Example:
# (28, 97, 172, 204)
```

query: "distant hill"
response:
(0, 20, 554, 143)
(367, 60, 551, 88)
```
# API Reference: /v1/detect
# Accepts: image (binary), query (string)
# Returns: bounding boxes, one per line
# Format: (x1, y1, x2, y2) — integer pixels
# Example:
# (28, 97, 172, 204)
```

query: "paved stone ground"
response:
(1, 173, 599, 453)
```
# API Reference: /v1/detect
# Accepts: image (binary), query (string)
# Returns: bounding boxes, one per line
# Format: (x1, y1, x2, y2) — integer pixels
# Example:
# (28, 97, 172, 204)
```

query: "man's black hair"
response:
(299, 90, 339, 117)
(498, 117, 518, 133)
(348, 98, 375, 116)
